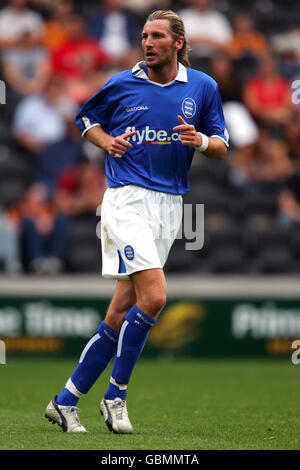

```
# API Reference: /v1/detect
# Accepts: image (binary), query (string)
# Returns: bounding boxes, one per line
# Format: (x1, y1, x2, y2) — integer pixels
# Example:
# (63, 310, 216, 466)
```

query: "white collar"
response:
(132, 61, 188, 85)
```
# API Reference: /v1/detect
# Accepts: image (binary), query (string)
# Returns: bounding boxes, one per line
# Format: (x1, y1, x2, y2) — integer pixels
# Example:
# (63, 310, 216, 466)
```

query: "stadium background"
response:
(0, 0, 300, 362)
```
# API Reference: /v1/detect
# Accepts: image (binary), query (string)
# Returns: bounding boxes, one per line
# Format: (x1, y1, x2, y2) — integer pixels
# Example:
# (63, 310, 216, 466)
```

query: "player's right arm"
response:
(75, 74, 135, 157)
(84, 125, 136, 158)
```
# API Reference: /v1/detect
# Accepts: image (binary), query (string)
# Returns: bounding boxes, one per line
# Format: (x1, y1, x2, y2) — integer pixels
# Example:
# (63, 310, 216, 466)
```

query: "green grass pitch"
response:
(0, 358, 299, 450)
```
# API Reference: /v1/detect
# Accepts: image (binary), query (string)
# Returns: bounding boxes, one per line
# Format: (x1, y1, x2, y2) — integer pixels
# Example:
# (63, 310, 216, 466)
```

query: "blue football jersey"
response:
(76, 61, 229, 195)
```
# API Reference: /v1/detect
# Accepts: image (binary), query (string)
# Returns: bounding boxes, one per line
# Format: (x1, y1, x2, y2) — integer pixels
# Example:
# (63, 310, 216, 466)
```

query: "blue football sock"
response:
(56, 387, 79, 406)
(56, 321, 118, 405)
(105, 305, 157, 400)
(105, 380, 127, 401)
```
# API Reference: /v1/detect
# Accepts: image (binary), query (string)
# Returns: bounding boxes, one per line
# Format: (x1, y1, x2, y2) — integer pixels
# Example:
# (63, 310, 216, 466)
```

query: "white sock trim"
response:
(65, 378, 84, 397)
(110, 376, 128, 390)
(117, 320, 128, 357)
(79, 332, 100, 363)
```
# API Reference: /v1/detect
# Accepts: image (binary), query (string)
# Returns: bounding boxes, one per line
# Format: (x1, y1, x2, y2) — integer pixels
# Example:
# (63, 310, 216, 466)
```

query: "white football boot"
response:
(100, 397, 133, 434)
(45, 395, 87, 432)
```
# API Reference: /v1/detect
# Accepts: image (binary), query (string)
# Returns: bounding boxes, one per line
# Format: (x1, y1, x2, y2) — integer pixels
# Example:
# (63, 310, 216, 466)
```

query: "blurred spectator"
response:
(271, 22, 300, 78)
(0, 207, 21, 274)
(223, 100, 259, 193)
(43, 0, 74, 51)
(209, 53, 242, 103)
(278, 156, 300, 227)
(228, 131, 293, 192)
(223, 101, 259, 150)
(35, 120, 83, 197)
(243, 54, 294, 134)
(88, 0, 142, 69)
(26, 0, 52, 18)
(178, 0, 232, 69)
(124, 0, 171, 14)
(225, 12, 269, 62)
(284, 117, 300, 161)
(123, 0, 173, 26)
(12, 76, 77, 155)
(1, 29, 49, 98)
(50, 14, 111, 103)
(55, 159, 106, 217)
(256, 133, 293, 186)
(0, 0, 44, 48)
(210, 53, 258, 159)
(20, 183, 69, 275)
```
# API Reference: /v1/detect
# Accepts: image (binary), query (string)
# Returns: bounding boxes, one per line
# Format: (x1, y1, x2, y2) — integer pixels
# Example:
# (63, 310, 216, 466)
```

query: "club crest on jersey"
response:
(124, 245, 134, 260)
(182, 97, 196, 119)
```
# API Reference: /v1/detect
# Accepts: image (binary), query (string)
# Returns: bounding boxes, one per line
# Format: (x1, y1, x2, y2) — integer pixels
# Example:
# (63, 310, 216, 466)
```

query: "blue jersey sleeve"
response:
(75, 79, 114, 136)
(198, 81, 229, 147)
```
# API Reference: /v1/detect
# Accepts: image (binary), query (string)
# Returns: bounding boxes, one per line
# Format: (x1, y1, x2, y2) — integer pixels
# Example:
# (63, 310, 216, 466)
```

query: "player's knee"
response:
(154, 292, 167, 311)
(105, 310, 127, 332)
(139, 292, 166, 318)
(105, 299, 135, 332)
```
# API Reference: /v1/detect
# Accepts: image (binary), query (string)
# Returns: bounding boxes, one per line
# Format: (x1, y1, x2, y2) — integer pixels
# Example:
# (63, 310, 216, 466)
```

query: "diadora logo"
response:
(126, 106, 149, 113)
(182, 97, 196, 119)
(125, 126, 180, 145)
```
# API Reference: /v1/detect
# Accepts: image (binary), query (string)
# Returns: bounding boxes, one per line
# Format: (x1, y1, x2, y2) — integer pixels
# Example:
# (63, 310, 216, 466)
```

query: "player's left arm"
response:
(173, 115, 227, 160)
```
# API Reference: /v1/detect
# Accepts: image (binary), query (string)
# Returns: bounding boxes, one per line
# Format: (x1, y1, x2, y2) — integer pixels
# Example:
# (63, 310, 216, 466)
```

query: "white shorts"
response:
(100, 185, 183, 280)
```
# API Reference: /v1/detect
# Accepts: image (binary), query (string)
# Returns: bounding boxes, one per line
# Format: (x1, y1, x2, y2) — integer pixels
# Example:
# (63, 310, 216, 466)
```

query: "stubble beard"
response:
(146, 51, 177, 72)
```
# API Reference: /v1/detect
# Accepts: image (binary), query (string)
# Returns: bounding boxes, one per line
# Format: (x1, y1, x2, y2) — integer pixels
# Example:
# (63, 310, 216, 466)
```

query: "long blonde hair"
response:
(145, 10, 191, 68)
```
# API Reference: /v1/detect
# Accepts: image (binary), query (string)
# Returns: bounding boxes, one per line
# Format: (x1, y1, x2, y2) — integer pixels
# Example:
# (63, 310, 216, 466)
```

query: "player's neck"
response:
(147, 62, 178, 85)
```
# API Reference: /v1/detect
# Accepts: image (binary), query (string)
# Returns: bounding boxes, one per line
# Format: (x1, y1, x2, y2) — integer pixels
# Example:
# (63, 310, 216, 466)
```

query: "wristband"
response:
(196, 133, 209, 152)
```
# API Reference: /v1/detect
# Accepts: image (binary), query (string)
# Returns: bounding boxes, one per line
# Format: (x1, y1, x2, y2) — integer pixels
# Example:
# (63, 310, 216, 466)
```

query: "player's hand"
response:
(173, 115, 202, 148)
(108, 131, 136, 157)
